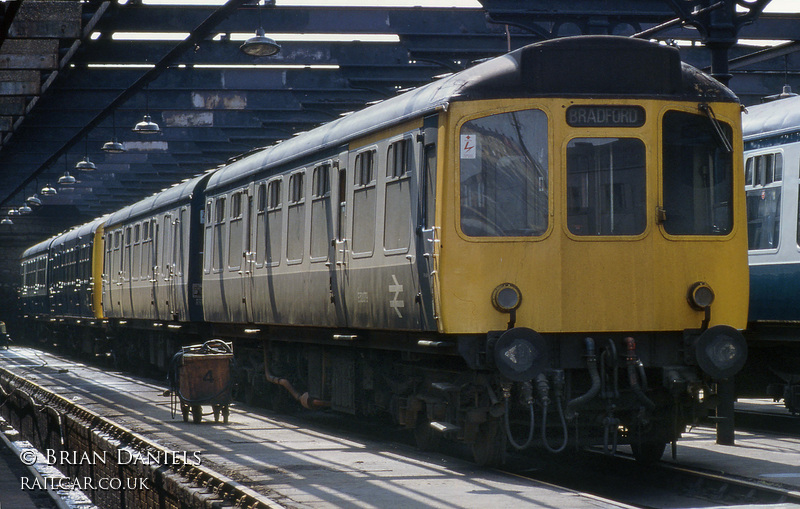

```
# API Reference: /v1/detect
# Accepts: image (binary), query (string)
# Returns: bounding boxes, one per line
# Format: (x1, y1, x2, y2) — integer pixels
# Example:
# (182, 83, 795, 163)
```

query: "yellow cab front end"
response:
(432, 97, 748, 382)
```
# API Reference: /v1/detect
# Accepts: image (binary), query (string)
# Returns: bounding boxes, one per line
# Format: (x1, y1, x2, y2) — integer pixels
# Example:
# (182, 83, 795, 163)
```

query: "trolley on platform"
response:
(168, 340, 233, 424)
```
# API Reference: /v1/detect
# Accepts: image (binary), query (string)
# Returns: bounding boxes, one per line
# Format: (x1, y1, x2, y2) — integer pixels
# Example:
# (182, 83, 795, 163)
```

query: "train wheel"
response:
(472, 418, 507, 467)
(630, 439, 666, 464)
(191, 405, 202, 424)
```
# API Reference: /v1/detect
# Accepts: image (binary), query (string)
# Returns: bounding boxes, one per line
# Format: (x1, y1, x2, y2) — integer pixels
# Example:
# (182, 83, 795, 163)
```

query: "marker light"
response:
(491, 283, 522, 313)
(688, 281, 715, 310)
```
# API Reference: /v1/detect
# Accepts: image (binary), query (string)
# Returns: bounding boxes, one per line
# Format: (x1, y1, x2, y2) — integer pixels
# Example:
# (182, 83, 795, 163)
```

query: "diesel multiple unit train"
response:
(19, 36, 751, 465)
(742, 92, 800, 414)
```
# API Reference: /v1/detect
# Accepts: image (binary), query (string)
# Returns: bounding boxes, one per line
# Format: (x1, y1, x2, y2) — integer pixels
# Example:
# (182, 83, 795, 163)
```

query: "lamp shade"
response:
(102, 140, 126, 153)
(26, 193, 42, 207)
(240, 28, 281, 57)
(75, 156, 96, 171)
(132, 114, 160, 134)
(58, 172, 76, 185)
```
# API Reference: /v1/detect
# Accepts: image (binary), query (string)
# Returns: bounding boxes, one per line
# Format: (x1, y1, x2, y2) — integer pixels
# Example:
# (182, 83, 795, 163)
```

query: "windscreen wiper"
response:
(699, 103, 733, 153)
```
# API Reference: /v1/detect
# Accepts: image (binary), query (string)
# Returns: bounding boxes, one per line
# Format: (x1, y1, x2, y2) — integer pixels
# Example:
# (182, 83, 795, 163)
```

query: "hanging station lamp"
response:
(27, 182, 43, 206)
(26, 194, 42, 207)
(75, 136, 96, 171)
(59, 154, 76, 186)
(132, 85, 160, 134)
(58, 172, 76, 185)
(41, 183, 57, 196)
(240, 1, 281, 57)
(102, 111, 126, 153)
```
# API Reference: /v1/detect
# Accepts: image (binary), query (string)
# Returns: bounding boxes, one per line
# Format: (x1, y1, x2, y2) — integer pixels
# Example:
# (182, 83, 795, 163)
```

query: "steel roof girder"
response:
(105, 6, 489, 36)
(7, 1, 82, 38)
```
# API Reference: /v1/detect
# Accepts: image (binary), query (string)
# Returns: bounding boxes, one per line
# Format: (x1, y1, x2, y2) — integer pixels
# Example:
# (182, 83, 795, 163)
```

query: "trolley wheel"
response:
(213, 405, 221, 423)
(181, 404, 189, 423)
(630, 439, 667, 464)
(471, 418, 507, 467)
(222, 406, 229, 424)
(191, 405, 202, 424)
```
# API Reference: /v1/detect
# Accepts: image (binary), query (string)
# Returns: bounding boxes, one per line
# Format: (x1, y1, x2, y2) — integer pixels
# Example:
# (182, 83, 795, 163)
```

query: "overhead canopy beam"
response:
(0, 0, 252, 210)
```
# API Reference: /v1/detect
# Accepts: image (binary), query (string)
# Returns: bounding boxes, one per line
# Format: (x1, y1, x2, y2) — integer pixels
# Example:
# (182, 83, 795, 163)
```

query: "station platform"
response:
(660, 401, 800, 492)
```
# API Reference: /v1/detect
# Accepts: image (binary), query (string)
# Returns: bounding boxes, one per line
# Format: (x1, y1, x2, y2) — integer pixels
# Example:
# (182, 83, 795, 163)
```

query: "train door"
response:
(151, 220, 160, 320)
(160, 213, 174, 320)
(169, 211, 181, 320)
(243, 189, 255, 323)
(332, 154, 350, 326)
(416, 116, 439, 330)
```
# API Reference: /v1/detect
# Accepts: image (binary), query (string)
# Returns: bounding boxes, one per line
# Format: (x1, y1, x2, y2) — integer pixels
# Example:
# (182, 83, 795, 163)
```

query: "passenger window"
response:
(216, 197, 226, 223)
(313, 164, 331, 198)
(387, 140, 410, 178)
(257, 183, 266, 213)
(287, 172, 305, 262)
(229, 191, 244, 270)
(255, 183, 267, 266)
(745, 152, 782, 250)
(385, 139, 412, 251)
(355, 151, 375, 186)
(745, 158, 753, 186)
(353, 150, 377, 255)
(311, 164, 332, 260)
(133, 224, 141, 279)
(266, 179, 282, 266)
(213, 197, 226, 271)
(268, 180, 281, 209)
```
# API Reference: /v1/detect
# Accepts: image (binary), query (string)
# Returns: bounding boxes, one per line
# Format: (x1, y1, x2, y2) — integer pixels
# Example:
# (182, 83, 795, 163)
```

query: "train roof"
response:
(21, 215, 107, 258)
(207, 35, 736, 193)
(21, 236, 57, 260)
(742, 94, 800, 140)
(51, 215, 108, 250)
(105, 172, 211, 228)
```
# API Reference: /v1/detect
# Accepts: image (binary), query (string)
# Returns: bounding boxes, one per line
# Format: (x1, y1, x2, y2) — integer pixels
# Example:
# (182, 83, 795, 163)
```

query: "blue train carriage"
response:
(203, 35, 749, 464)
(19, 216, 107, 352)
(101, 174, 210, 370)
(20, 236, 57, 319)
(742, 93, 800, 414)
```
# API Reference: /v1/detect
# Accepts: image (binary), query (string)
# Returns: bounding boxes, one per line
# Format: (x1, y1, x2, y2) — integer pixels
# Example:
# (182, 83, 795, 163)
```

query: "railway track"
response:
(734, 408, 800, 437)
(497, 445, 800, 508)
